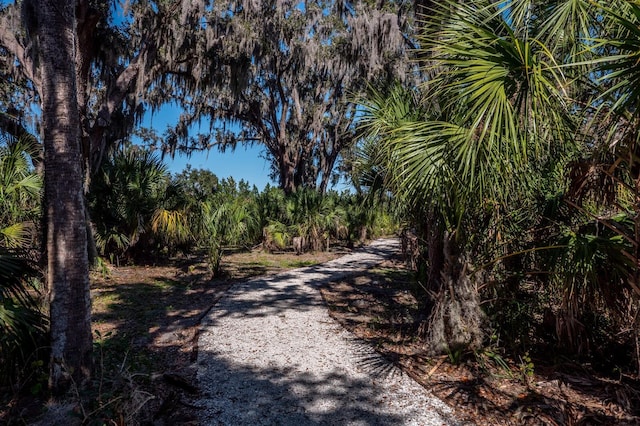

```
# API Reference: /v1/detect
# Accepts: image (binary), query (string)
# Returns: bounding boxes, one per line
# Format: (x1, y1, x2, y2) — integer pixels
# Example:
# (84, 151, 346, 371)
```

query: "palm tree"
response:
(358, 0, 578, 353)
(358, 0, 640, 372)
(37, 0, 92, 391)
(198, 197, 259, 276)
(0, 137, 46, 390)
(257, 186, 292, 251)
(0, 249, 47, 389)
(89, 145, 189, 263)
(500, 0, 640, 362)
(0, 137, 41, 249)
(288, 189, 344, 252)
(554, 0, 640, 368)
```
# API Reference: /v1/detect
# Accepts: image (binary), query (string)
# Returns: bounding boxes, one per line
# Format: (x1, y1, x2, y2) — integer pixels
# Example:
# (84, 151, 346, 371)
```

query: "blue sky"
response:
(141, 105, 277, 190)
(143, 105, 353, 192)
(111, 2, 276, 191)
(163, 147, 274, 189)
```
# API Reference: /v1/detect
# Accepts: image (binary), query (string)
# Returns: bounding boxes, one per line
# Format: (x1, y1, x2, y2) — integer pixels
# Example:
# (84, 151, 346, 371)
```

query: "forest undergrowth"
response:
(3, 246, 639, 425)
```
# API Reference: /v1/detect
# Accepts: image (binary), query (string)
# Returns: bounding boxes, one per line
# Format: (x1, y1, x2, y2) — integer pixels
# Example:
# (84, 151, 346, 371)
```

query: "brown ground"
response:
(4, 246, 639, 425)
(320, 254, 640, 426)
(88, 248, 342, 425)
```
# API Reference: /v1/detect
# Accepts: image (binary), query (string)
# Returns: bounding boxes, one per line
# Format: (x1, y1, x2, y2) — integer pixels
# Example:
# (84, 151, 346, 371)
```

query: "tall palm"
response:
(37, 0, 92, 390)
(358, 0, 578, 353)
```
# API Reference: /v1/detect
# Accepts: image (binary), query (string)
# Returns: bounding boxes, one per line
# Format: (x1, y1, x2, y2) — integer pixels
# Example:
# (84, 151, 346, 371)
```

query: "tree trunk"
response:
(75, 0, 99, 183)
(424, 230, 485, 355)
(424, 222, 445, 293)
(279, 153, 297, 195)
(359, 226, 368, 243)
(318, 143, 342, 195)
(38, 0, 92, 393)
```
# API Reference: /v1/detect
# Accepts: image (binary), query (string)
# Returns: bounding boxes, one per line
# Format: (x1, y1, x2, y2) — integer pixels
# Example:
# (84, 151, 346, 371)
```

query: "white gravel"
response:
(195, 238, 459, 425)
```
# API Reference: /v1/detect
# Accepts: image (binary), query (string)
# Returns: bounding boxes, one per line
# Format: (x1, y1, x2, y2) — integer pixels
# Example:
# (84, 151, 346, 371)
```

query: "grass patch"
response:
(283, 260, 317, 268)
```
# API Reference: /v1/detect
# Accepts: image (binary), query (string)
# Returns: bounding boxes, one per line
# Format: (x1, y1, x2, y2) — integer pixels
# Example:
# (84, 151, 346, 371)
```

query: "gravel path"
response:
(195, 238, 458, 425)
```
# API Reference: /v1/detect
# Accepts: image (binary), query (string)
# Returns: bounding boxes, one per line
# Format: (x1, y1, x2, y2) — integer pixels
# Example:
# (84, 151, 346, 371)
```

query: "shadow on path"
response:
(195, 238, 456, 425)
(197, 350, 414, 425)
(205, 239, 402, 321)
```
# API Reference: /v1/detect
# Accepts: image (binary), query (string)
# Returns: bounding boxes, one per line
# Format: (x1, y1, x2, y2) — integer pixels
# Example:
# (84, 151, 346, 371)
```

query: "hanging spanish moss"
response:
(154, 0, 416, 194)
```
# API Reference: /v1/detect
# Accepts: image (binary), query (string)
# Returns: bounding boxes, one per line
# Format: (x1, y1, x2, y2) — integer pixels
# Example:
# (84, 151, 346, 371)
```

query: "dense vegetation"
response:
(0, 136, 47, 394)
(357, 0, 640, 378)
(87, 146, 395, 268)
(1, 0, 640, 422)
(0, 137, 396, 402)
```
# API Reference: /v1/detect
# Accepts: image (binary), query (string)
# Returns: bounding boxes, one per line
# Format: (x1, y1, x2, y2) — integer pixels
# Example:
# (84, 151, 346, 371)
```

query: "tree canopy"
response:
(0, 0, 209, 179)
(150, 0, 416, 194)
